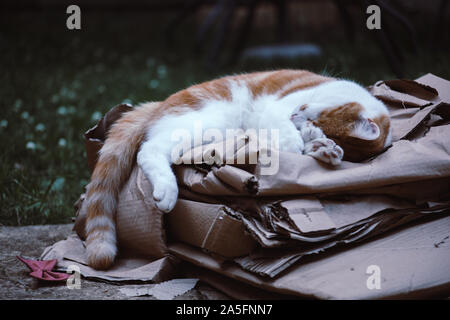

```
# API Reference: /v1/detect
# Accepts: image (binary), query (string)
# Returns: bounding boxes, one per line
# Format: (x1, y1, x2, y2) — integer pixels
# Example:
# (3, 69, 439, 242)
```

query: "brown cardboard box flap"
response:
(368, 74, 448, 141)
(84, 103, 134, 173)
(369, 80, 437, 108)
(116, 167, 167, 258)
(167, 199, 257, 258)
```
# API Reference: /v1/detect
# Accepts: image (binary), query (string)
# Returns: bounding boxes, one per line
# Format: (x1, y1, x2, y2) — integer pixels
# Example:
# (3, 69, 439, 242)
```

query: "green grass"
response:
(1, 11, 449, 225)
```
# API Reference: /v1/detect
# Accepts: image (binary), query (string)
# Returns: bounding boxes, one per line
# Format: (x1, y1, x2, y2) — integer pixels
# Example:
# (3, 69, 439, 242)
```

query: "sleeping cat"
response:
(84, 69, 391, 269)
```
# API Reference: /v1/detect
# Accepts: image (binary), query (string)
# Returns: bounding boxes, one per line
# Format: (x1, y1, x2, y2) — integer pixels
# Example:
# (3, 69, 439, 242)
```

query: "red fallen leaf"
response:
(16, 256, 71, 281)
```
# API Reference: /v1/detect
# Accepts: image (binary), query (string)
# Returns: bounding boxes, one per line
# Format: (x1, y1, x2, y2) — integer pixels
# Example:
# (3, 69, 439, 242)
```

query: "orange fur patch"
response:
(246, 69, 332, 97)
(313, 102, 363, 137)
(314, 103, 390, 161)
(163, 89, 202, 110)
(279, 74, 333, 97)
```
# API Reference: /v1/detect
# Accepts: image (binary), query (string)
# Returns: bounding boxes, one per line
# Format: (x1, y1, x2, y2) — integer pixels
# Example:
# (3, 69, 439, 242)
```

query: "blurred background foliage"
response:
(1, 0, 449, 225)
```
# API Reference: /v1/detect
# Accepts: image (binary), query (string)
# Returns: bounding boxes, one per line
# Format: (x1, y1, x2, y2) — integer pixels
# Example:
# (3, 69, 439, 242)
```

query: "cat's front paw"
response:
(152, 178, 178, 213)
(304, 138, 344, 166)
(299, 121, 325, 143)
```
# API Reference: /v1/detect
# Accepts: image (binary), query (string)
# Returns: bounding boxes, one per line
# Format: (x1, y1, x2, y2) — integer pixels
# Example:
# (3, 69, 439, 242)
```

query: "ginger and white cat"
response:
(84, 70, 391, 269)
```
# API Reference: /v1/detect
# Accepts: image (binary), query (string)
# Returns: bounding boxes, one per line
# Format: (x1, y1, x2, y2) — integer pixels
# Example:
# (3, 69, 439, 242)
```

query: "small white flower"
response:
(0, 119, 8, 128)
(14, 99, 22, 112)
(26, 141, 36, 150)
(58, 138, 67, 147)
(60, 87, 69, 96)
(148, 79, 159, 89)
(35, 123, 45, 132)
(14, 163, 24, 170)
(91, 111, 102, 121)
(157, 65, 167, 78)
(57, 106, 68, 115)
(21, 111, 30, 119)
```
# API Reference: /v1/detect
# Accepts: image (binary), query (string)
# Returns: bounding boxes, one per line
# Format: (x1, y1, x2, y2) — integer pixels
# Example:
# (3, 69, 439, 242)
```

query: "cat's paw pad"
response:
(152, 180, 178, 213)
(304, 137, 333, 153)
(300, 121, 325, 142)
(320, 145, 344, 166)
(304, 138, 344, 166)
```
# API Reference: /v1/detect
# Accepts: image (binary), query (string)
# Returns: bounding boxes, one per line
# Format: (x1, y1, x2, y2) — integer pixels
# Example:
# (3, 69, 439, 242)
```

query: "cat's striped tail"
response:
(84, 102, 159, 270)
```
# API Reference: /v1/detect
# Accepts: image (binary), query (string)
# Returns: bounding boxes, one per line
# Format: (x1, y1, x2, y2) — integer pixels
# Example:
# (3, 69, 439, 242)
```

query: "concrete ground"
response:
(0, 224, 230, 300)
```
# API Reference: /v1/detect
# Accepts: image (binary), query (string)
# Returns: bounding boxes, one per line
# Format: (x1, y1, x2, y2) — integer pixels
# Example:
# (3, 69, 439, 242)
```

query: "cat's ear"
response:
(349, 118, 380, 140)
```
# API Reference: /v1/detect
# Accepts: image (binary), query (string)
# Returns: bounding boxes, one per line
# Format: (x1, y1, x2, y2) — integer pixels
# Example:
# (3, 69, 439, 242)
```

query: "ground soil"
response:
(0, 224, 230, 300)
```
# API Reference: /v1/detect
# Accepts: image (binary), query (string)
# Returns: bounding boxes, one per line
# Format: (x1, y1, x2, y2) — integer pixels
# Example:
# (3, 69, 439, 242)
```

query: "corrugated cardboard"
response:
(169, 215, 450, 299)
(167, 199, 257, 258)
(60, 73, 450, 298)
(234, 203, 448, 277)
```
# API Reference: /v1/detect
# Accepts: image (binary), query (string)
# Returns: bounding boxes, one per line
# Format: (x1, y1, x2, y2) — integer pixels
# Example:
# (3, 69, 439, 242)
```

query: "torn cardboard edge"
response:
(118, 278, 199, 299)
(368, 73, 449, 141)
(368, 78, 438, 108)
(235, 205, 450, 278)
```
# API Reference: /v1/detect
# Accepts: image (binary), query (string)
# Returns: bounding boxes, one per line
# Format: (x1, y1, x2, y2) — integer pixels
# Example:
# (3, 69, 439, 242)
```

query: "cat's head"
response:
(294, 102, 392, 162)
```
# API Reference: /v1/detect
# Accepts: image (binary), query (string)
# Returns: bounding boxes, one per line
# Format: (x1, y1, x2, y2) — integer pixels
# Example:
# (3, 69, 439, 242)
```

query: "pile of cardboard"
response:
(43, 73, 450, 299)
